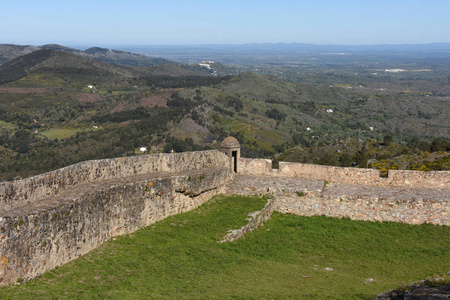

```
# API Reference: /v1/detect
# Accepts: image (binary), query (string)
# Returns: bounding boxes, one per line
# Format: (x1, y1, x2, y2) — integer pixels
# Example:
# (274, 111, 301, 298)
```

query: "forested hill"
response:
(0, 44, 175, 68)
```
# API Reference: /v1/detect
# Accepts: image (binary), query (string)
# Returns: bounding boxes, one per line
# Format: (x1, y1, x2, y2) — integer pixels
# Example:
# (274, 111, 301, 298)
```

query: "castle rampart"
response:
(238, 158, 450, 188)
(0, 150, 232, 285)
(0, 145, 448, 286)
(0, 151, 229, 213)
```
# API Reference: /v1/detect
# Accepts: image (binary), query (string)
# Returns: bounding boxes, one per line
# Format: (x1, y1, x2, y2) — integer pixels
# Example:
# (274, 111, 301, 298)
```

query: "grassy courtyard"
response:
(1, 195, 448, 299)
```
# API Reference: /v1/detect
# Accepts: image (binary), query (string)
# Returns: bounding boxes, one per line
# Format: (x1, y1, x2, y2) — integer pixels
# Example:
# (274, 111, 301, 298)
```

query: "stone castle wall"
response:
(0, 151, 229, 213)
(0, 151, 232, 285)
(239, 158, 272, 176)
(276, 192, 449, 226)
(388, 169, 450, 188)
(0, 151, 448, 286)
(239, 158, 450, 188)
(237, 158, 449, 227)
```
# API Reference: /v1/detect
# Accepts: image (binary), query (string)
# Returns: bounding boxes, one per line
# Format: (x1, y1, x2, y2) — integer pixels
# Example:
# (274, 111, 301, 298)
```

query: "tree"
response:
(383, 135, 393, 146)
(265, 108, 286, 121)
(431, 138, 449, 152)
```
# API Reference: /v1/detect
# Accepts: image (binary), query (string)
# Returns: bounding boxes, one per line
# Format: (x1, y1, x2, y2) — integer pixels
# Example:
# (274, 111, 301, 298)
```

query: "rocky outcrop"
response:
(375, 272, 450, 299)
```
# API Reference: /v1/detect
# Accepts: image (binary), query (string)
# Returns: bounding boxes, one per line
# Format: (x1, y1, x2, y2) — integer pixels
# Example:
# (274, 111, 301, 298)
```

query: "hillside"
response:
(0, 49, 143, 86)
(0, 44, 39, 65)
(79, 46, 174, 67)
(0, 44, 243, 77)
(0, 44, 176, 68)
(40, 44, 78, 51)
(0, 49, 449, 180)
(0, 49, 57, 84)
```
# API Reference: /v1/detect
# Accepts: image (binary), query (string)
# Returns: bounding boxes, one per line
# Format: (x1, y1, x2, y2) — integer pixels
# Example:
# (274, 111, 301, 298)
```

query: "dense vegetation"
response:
(0, 49, 56, 84)
(144, 75, 232, 89)
(276, 137, 450, 175)
(1, 195, 448, 299)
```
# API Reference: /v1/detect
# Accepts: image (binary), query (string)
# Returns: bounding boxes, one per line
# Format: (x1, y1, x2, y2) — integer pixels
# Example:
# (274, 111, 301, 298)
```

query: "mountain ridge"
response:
(0, 43, 175, 68)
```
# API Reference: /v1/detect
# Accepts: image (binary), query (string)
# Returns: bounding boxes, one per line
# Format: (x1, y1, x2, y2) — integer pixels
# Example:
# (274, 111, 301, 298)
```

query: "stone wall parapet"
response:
(238, 158, 449, 188)
(227, 174, 449, 227)
(0, 150, 229, 213)
(0, 148, 448, 286)
(238, 158, 272, 176)
(388, 169, 450, 188)
(276, 191, 449, 226)
(0, 165, 233, 286)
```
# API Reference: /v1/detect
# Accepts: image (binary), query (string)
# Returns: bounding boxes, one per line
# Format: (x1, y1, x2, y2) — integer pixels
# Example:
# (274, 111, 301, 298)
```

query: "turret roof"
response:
(221, 136, 240, 148)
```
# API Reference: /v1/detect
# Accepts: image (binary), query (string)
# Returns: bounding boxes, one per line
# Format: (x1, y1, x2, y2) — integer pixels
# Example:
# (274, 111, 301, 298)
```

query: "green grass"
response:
(40, 127, 101, 140)
(39, 128, 82, 139)
(0, 120, 16, 130)
(1, 195, 448, 299)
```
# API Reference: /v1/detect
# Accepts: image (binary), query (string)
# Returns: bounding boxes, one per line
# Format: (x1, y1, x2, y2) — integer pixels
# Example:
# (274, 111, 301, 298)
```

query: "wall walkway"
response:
(239, 158, 450, 188)
(226, 175, 449, 226)
(1, 151, 449, 286)
(0, 151, 233, 286)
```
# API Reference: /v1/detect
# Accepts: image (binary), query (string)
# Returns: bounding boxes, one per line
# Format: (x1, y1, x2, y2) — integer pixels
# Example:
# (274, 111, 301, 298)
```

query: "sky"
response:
(2, 0, 450, 46)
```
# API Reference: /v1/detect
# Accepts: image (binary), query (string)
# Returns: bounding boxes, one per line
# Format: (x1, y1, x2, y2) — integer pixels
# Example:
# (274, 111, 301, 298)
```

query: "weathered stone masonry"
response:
(236, 157, 449, 226)
(0, 151, 230, 214)
(239, 158, 450, 188)
(0, 140, 449, 286)
(0, 151, 233, 286)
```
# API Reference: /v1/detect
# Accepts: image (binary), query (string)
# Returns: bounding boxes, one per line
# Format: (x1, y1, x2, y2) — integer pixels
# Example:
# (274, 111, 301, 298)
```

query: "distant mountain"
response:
(0, 43, 244, 79)
(182, 61, 241, 76)
(0, 48, 242, 87)
(0, 49, 57, 84)
(0, 49, 140, 84)
(40, 44, 78, 52)
(79, 46, 174, 67)
(129, 42, 450, 56)
(144, 63, 196, 76)
(0, 44, 176, 68)
(0, 47, 448, 180)
(0, 44, 39, 65)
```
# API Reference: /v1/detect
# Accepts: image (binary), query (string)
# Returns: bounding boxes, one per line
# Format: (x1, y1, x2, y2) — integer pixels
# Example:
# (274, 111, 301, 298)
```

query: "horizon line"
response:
(4, 41, 450, 48)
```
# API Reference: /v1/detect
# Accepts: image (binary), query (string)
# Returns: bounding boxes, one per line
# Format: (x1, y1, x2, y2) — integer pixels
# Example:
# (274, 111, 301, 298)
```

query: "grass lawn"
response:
(1, 195, 448, 299)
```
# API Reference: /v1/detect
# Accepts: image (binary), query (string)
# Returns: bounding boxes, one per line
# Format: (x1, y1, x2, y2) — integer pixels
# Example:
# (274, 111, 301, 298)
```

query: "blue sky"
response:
(2, 0, 450, 46)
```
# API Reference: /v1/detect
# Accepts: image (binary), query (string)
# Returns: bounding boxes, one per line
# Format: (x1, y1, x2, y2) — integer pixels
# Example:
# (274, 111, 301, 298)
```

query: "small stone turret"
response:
(221, 137, 240, 173)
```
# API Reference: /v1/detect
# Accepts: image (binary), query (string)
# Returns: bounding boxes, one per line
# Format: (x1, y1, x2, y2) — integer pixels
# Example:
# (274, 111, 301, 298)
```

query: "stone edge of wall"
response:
(275, 192, 449, 226)
(239, 158, 450, 188)
(220, 197, 276, 243)
(0, 167, 233, 286)
(0, 150, 229, 213)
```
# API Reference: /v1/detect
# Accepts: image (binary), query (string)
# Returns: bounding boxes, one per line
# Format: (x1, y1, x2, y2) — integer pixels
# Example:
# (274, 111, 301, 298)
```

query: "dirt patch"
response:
(0, 87, 48, 94)
(76, 93, 101, 103)
(171, 118, 211, 143)
(139, 93, 170, 108)
(178, 118, 210, 136)
(118, 120, 132, 127)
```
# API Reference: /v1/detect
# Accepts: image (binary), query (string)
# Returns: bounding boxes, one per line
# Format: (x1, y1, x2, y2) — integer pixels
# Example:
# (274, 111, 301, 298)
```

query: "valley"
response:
(0, 44, 449, 181)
